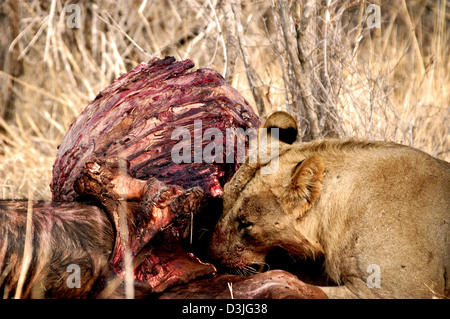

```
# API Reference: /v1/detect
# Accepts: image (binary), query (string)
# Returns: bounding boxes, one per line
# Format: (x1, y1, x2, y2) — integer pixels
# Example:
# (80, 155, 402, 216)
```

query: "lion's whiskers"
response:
(226, 262, 270, 277)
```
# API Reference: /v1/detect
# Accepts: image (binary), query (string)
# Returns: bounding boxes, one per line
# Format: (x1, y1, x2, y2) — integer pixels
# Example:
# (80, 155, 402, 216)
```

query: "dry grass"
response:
(0, 0, 448, 200)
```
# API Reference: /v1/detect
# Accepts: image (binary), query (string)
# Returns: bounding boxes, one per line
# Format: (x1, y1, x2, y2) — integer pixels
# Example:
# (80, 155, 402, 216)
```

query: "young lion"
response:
(209, 111, 449, 298)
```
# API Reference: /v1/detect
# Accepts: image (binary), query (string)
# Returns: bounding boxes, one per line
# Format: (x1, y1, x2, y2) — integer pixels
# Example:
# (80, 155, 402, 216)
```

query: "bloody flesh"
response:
(51, 56, 260, 202)
(51, 56, 260, 294)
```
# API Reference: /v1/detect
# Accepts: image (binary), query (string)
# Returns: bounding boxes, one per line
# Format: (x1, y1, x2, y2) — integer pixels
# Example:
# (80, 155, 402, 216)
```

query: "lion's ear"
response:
(261, 111, 298, 144)
(289, 155, 324, 207)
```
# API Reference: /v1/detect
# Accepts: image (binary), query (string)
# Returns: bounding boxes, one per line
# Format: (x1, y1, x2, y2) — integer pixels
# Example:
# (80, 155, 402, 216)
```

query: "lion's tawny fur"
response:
(209, 112, 449, 299)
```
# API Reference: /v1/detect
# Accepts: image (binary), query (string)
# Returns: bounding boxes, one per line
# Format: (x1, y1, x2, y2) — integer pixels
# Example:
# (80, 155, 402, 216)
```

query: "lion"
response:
(209, 111, 449, 299)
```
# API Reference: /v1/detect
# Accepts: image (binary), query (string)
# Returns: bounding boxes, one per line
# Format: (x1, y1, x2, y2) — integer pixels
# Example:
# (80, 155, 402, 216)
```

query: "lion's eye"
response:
(238, 219, 253, 231)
